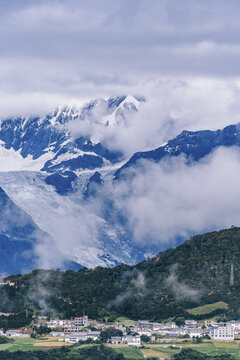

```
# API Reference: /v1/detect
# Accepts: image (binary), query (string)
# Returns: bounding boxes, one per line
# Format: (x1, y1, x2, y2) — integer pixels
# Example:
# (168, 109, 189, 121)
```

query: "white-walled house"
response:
(65, 334, 83, 343)
(110, 336, 122, 344)
(50, 332, 65, 337)
(74, 316, 88, 327)
(164, 322, 178, 329)
(64, 316, 89, 334)
(187, 328, 203, 338)
(205, 320, 217, 328)
(5, 330, 30, 338)
(137, 329, 152, 336)
(122, 335, 141, 347)
(185, 320, 198, 328)
(228, 321, 240, 334)
(109, 335, 141, 347)
(134, 320, 151, 329)
(65, 331, 100, 343)
(209, 324, 234, 341)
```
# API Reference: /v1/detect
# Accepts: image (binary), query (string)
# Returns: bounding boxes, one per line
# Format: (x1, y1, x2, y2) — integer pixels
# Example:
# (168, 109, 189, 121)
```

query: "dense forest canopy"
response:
(1, 227, 240, 325)
(0, 345, 127, 360)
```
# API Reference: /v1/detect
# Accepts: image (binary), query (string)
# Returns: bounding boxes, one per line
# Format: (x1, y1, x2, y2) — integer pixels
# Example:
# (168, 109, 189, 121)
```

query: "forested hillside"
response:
(1, 227, 240, 323)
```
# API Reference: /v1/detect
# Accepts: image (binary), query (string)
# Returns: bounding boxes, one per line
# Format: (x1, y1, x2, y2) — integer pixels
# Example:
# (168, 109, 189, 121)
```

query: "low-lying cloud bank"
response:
(165, 265, 202, 303)
(2, 81, 240, 269)
(1, 0, 240, 270)
(66, 78, 240, 158)
(92, 145, 240, 250)
(2, 0, 240, 118)
(24, 144, 240, 269)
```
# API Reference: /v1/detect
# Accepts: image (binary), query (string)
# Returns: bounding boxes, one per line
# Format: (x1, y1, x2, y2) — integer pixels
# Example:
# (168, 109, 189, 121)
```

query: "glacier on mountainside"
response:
(2, 95, 240, 273)
(0, 95, 144, 272)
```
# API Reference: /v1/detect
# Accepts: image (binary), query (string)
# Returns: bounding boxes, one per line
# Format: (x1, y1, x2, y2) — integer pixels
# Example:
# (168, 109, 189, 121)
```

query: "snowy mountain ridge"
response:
(2, 95, 240, 275)
(0, 95, 140, 173)
(0, 95, 143, 273)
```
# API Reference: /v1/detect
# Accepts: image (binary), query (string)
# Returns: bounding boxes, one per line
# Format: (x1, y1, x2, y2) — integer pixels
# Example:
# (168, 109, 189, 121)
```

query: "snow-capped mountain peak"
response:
(0, 95, 140, 173)
(102, 94, 140, 127)
(0, 95, 144, 273)
(121, 94, 140, 108)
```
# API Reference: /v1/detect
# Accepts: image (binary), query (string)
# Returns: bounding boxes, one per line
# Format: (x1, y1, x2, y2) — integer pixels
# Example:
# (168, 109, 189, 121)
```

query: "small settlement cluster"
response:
(43, 316, 139, 346)
(1, 316, 240, 347)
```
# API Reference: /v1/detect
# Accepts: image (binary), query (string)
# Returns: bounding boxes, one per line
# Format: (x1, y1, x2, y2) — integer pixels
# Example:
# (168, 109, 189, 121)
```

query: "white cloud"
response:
(0, 0, 239, 117)
(165, 265, 202, 302)
(8, 4, 109, 32)
(105, 146, 240, 247)
(66, 78, 240, 157)
(0, 0, 240, 268)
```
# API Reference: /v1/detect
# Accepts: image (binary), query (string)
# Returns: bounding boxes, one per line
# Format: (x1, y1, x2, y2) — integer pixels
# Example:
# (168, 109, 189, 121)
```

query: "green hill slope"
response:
(2, 226, 240, 322)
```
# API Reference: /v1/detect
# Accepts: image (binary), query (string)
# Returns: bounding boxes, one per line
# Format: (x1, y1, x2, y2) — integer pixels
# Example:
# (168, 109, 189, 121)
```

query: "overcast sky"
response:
(1, 0, 240, 116)
(2, 0, 240, 266)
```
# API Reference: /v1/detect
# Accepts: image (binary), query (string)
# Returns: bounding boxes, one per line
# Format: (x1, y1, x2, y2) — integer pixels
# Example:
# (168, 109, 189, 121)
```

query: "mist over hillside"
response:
(2, 226, 240, 322)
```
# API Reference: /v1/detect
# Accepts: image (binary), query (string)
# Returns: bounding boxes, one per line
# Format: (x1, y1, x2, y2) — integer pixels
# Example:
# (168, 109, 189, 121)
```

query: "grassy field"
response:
(187, 301, 228, 315)
(117, 316, 135, 327)
(0, 344, 16, 351)
(110, 346, 144, 359)
(141, 348, 170, 358)
(1, 338, 142, 359)
(0, 336, 70, 352)
(1, 336, 240, 359)
(143, 340, 240, 359)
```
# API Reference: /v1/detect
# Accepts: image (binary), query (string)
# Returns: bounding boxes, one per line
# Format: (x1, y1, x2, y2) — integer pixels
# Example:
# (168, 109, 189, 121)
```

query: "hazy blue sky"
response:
(0, 0, 240, 115)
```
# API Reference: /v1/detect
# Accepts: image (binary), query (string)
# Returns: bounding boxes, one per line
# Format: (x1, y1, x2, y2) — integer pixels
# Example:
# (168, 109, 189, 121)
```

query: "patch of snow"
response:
(0, 145, 54, 172)
(120, 95, 140, 109)
(103, 95, 140, 127)
(0, 171, 133, 268)
(50, 149, 99, 166)
(74, 160, 127, 176)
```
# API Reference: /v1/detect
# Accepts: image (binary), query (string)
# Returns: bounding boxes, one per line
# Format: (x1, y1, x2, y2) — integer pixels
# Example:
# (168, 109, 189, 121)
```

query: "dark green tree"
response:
(100, 328, 123, 343)
(175, 316, 185, 327)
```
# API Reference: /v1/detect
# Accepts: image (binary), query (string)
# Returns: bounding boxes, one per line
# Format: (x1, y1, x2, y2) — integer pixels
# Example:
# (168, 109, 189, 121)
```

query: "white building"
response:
(110, 336, 122, 344)
(187, 328, 203, 338)
(64, 316, 89, 334)
(228, 321, 240, 334)
(65, 334, 83, 343)
(151, 323, 163, 331)
(109, 335, 141, 347)
(122, 335, 141, 347)
(205, 320, 216, 328)
(164, 322, 178, 329)
(5, 330, 30, 338)
(137, 329, 152, 336)
(209, 324, 234, 341)
(50, 332, 65, 337)
(75, 316, 88, 327)
(185, 320, 198, 328)
(134, 320, 151, 329)
(172, 328, 187, 336)
(46, 319, 67, 328)
(65, 331, 100, 343)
